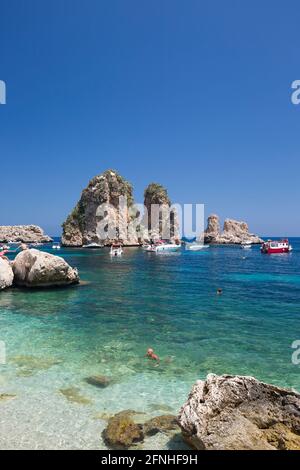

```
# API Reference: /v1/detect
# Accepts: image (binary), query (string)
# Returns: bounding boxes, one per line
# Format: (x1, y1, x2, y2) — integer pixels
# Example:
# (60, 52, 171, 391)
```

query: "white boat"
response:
(82, 243, 103, 249)
(52, 243, 61, 250)
(144, 243, 181, 253)
(186, 243, 209, 251)
(241, 243, 252, 249)
(110, 245, 123, 256)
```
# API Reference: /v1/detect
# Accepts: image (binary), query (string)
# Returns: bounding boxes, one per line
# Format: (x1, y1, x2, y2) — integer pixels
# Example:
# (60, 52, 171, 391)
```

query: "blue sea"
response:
(0, 239, 300, 449)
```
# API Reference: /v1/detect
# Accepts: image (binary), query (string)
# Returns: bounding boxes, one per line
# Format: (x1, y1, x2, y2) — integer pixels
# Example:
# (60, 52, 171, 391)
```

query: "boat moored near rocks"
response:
(144, 240, 181, 253)
(261, 239, 293, 254)
(82, 242, 104, 249)
(110, 244, 123, 256)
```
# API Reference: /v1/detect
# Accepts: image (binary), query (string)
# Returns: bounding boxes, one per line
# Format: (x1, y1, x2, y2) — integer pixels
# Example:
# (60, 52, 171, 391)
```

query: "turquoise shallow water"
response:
(0, 239, 300, 449)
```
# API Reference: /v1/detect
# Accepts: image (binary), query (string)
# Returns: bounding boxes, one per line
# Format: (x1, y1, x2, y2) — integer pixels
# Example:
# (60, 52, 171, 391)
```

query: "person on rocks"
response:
(0, 244, 23, 260)
(0, 249, 9, 259)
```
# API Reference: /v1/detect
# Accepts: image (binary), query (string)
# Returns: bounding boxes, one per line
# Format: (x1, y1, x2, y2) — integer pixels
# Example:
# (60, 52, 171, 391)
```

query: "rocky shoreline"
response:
(178, 374, 300, 450)
(0, 225, 52, 243)
(95, 374, 300, 450)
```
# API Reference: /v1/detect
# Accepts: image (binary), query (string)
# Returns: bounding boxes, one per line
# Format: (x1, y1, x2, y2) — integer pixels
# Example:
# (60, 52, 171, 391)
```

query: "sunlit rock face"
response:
(62, 170, 141, 247)
(0, 258, 14, 290)
(143, 183, 180, 242)
(0, 225, 52, 243)
(179, 374, 300, 450)
(12, 249, 79, 288)
(203, 214, 263, 244)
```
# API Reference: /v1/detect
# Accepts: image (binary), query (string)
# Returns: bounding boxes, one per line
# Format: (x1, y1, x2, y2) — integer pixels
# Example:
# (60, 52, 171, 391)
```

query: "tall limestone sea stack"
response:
(62, 170, 141, 247)
(62, 170, 181, 246)
(204, 214, 263, 244)
(143, 183, 180, 242)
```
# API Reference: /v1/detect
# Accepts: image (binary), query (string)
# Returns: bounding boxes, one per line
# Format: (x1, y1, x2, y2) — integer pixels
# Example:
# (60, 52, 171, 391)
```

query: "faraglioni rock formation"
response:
(62, 170, 141, 247)
(0, 225, 52, 243)
(0, 258, 14, 290)
(178, 374, 300, 450)
(12, 249, 79, 288)
(143, 183, 180, 242)
(204, 214, 263, 244)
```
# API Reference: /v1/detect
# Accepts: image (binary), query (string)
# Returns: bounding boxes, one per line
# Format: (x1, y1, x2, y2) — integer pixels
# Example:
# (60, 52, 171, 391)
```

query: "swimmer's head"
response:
(147, 348, 154, 356)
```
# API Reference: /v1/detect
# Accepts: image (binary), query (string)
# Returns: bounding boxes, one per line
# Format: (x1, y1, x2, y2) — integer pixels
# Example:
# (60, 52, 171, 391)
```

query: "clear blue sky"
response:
(1, 0, 300, 236)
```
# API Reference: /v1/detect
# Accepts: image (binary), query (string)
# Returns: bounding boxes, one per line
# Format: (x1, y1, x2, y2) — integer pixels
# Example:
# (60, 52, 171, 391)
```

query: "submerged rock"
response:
(102, 410, 144, 448)
(85, 375, 112, 388)
(143, 414, 179, 436)
(204, 214, 263, 245)
(0, 393, 17, 402)
(0, 258, 14, 290)
(0, 225, 52, 243)
(149, 403, 174, 413)
(59, 387, 93, 405)
(62, 169, 141, 247)
(94, 411, 113, 421)
(12, 249, 79, 288)
(178, 374, 300, 450)
(12, 355, 62, 376)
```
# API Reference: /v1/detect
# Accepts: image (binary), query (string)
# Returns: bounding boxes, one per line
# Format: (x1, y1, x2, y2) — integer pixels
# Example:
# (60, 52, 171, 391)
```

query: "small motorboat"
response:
(144, 241, 181, 253)
(82, 242, 103, 249)
(241, 242, 252, 249)
(185, 243, 209, 251)
(52, 243, 61, 250)
(261, 239, 293, 254)
(110, 244, 123, 256)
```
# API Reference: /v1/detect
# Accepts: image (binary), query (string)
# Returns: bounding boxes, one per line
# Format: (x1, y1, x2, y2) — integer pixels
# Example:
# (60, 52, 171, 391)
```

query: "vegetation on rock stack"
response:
(62, 169, 138, 246)
(144, 183, 171, 206)
(144, 182, 179, 241)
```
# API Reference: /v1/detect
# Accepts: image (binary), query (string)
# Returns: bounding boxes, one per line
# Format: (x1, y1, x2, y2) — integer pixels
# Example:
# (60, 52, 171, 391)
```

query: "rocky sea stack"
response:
(0, 225, 52, 244)
(144, 183, 180, 242)
(178, 374, 300, 450)
(204, 214, 263, 244)
(62, 170, 140, 247)
(62, 170, 180, 246)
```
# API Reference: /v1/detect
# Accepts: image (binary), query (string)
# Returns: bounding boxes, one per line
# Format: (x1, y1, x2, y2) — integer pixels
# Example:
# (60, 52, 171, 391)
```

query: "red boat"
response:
(261, 239, 293, 254)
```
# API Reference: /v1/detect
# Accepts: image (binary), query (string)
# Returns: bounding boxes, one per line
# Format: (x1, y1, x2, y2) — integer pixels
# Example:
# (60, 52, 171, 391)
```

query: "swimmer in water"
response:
(217, 288, 223, 295)
(146, 348, 160, 362)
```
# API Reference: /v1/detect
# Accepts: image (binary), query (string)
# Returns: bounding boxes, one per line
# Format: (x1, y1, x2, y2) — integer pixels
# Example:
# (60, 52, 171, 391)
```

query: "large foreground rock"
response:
(178, 374, 300, 450)
(0, 225, 52, 243)
(12, 249, 79, 288)
(0, 258, 14, 290)
(204, 215, 263, 244)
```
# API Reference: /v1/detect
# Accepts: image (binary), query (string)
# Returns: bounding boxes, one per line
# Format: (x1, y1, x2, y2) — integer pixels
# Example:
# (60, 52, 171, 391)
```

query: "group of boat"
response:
(3, 239, 294, 256)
